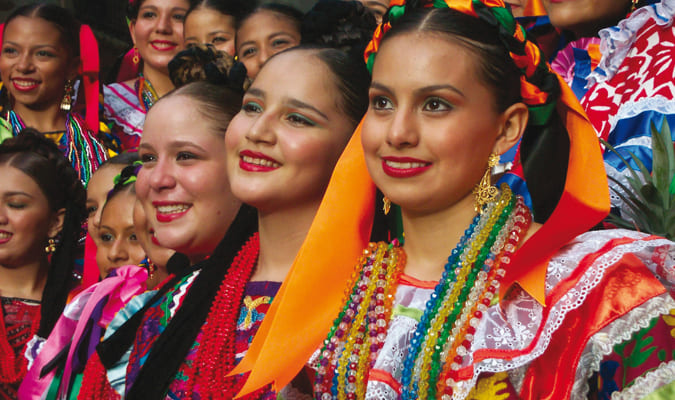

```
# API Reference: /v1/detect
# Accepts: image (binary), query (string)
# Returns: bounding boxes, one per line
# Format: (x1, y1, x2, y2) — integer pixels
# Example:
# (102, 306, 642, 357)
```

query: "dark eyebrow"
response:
(287, 99, 328, 121)
(246, 87, 265, 99)
(370, 82, 465, 99)
(4, 191, 33, 198)
(414, 84, 465, 99)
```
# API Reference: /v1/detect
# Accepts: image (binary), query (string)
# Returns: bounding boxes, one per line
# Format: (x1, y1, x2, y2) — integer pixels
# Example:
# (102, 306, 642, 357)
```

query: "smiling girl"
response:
(103, 0, 197, 150)
(0, 130, 85, 399)
(0, 4, 107, 184)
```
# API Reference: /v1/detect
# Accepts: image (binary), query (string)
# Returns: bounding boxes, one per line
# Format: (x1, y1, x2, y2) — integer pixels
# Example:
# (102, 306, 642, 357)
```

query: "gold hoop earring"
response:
(45, 238, 57, 254)
(383, 196, 391, 215)
(473, 153, 500, 213)
(60, 80, 74, 112)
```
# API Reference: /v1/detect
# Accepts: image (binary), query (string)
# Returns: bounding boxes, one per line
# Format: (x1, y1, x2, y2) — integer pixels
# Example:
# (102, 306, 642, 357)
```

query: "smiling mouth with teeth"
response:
(242, 155, 281, 168)
(156, 204, 191, 214)
(0, 232, 12, 239)
(385, 160, 430, 169)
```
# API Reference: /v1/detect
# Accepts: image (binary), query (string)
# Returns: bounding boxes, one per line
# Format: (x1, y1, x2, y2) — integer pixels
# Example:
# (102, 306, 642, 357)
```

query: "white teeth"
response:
(152, 42, 173, 49)
(385, 160, 428, 169)
(156, 204, 190, 214)
(0, 232, 11, 239)
(13, 80, 37, 88)
(242, 155, 280, 168)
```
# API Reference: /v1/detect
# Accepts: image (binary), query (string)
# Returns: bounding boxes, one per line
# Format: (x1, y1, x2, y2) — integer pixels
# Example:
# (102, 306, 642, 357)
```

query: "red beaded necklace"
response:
(0, 299, 41, 386)
(184, 233, 262, 398)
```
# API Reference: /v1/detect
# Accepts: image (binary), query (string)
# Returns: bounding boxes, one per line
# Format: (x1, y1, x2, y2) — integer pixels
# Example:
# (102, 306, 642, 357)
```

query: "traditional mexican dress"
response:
(574, 0, 675, 214)
(89, 270, 309, 399)
(316, 229, 675, 399)
(102, 81, 145, 151)
(18, 265, 150, 400)
(0, 297, 40, 400)
(0, 108, 107, 186)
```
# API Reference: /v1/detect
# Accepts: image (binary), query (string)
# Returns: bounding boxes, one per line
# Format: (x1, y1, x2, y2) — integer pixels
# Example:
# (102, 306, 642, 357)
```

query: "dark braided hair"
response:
(0, 129, 86, 338)
(235, 2, 303, 31)
(301, 0, 377, 62)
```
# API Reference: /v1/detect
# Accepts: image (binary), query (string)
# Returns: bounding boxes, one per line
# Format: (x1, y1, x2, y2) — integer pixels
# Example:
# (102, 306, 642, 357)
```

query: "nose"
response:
(386, 108, 419, 149)
(258, 46, 271, 69)
(0, 206, 8, 224)
(245, 110, 276, 145)
(15, 52, 34, 73)
(107, 238, 129, 265)
(148, 157, 177, 190)
(155, 12, 173, 34)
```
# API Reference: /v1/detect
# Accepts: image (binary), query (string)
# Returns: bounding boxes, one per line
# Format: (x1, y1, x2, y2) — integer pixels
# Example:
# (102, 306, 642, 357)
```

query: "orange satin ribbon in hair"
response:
(523, 0, 547, 17)
(233, 1, 609, 396)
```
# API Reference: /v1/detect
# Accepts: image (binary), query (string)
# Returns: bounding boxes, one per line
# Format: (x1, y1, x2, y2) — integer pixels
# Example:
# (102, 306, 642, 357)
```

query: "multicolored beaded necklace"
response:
(314, 185, 532, 400)
(7, 110, 106, 184)
(136, 74, 159, 112)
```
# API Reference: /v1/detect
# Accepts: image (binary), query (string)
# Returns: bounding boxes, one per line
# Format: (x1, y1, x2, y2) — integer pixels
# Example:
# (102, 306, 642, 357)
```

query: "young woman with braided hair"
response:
(0, 3, 108, 185)
(0, 129, 86, 399)
(232, 1, 675, 399)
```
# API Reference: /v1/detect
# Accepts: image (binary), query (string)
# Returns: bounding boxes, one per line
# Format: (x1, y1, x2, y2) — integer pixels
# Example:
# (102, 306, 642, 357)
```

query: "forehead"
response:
(141, 95, 221, 145)
(373, 32, 481, 88)
(100, 191, 136, 222)
(254, 50, 336, 100)
(238, 11, 298, 37)
(3, 16, 64, 46)
(138, 0, 190, 10)
(185, 8, 235, 31)
(0, 164, 44, 196)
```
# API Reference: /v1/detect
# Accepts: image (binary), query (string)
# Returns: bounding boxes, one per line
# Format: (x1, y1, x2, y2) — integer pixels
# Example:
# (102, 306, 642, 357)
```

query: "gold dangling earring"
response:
(473, 153, 500, 213)
(132, 46, 140, 65)
(45, 238, 57, 254)
(60, 80, 74, 112)
(383, 196, 391, 215)
(631, 0, 639, 12)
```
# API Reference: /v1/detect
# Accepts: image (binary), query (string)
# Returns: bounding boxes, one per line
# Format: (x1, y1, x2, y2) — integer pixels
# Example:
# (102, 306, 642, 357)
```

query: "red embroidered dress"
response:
(0, 297, 40, 400)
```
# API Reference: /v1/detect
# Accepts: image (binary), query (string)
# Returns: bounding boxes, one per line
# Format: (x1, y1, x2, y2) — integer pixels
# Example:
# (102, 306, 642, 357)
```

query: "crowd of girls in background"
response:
(0, 0, 674, 399)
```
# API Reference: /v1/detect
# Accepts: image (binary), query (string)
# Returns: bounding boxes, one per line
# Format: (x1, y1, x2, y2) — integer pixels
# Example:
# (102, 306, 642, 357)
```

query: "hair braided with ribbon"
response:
(365, 0, 569, 222)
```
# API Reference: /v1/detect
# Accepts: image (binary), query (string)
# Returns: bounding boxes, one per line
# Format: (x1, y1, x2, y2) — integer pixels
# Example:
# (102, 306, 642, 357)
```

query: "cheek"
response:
(135, 169, 151, 202)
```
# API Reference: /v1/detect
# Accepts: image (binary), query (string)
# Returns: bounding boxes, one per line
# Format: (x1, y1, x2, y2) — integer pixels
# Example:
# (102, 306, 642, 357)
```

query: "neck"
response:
(142, 65, 175, 98)
(0, 258, 49, 301)
(401, 193, 478, 282)
(251, 200, 321, 282)
(12, 102, 67, 133)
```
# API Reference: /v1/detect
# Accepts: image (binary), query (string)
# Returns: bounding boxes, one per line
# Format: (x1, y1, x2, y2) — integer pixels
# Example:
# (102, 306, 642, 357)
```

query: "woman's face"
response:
(362, 33, 511, 215)
(86, 164, 124, 240)
(225, 50, 354, 213)
(95, 191, 145, 278)
(129, 0, 190, 75)
(235, 10, 301, 78)
(136, 95, 241, 263)
(132, 199, 174, 269)
(0, 16, 77, 112)
(357, 0, 390, 24)
(542, 0, 630, 37)
(0, 165, 62, 268)
(184, 7, 236, 56)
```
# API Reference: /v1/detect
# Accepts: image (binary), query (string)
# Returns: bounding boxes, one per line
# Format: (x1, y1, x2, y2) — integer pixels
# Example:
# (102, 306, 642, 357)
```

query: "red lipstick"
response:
(381, 156, 432, 178)
(239, 150, 281, 172)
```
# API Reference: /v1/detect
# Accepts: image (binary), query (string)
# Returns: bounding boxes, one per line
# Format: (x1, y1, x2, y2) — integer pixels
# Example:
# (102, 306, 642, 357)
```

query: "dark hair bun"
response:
(169, 44, 251, 93)
(301, 0, 377, 61)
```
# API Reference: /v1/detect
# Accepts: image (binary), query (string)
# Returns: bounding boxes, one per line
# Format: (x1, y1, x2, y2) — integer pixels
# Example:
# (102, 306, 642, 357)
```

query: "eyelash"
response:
(241, 47, 256, 57)
(371, 96, 393, 111)
(287, 113, 316, 127)
(7, 203, 26, 209)
(423, 97, 452, 112)
(140, 153, 156, 163)
(87, 206, 98, 216)
(100, 233, 114, 242)
(176, 152, 196, 161)
(242, 102, 262, 113)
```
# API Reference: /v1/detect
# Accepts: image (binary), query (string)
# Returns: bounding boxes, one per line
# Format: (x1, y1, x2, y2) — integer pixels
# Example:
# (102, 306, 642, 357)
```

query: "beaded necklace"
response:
(184, 233, 266, 399)
(7, 110, 106, 184)
(136, 74, 159, 112)
(314, 185, 532, 400)
(0, 298, 41, 387)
